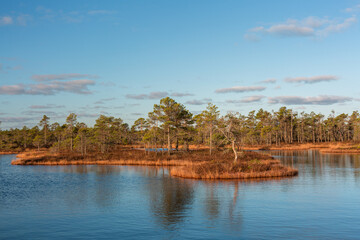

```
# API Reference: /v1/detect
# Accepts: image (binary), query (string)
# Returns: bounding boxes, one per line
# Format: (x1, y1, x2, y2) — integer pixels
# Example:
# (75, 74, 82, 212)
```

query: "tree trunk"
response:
(313, 128, 315, 143)
(84, 136, 87, 155)
(232, 140, 238, 163)
(209, 125, 212, 155)
(167, 126, 171, 155)
(184, 141, 189, 152)
(290, 113, 293, 143)
(44, 127, 47, 147)
(80, 135, 84, 156)
(176, 136, 179, 151)
(70, 134, 73, 151)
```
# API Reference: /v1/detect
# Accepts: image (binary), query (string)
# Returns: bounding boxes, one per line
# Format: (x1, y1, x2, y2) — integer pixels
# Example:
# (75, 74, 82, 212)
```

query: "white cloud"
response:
(0, 15, 32, 26)
(126, 94, 147, 100)
(185, 100, 206, 105)
(249, 26, 265, 32)
(226, 95, 265, 104)
(17, 14, 32, 26)
(77, 113, 99, 118)
(345, 4, 360, 12)
(319, 17, 357, 37)
(245, 15, 357, 40)
(244, 33, 260, 42)
(302, 16, 330, 28)
(240, 95, 265, 103)
(267, 23, 314, 36)
(0, 16, 13, 25)
(126, 91, 168, 100)
(0, 79, 95, 95)
(215, 86, 266, 93)
(94, 97, 116, 104)
(0, 117, 33, 123)
(32, 73, 98, 81)
(259, 78, 277, 84)
(148, 92, 168, 99)
(284, 75, 338, 84)
(268, 95, 352, 105)
(34, 6, 118, 24)
(171, 92, 194, 97)
(29, 104, 65, 109)
(22, 110, 58, 116)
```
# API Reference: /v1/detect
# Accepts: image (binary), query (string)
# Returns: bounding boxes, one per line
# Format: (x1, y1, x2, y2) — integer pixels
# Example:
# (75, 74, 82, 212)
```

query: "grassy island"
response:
(170, 151, 298, 179)
(12, 149, 298, 180)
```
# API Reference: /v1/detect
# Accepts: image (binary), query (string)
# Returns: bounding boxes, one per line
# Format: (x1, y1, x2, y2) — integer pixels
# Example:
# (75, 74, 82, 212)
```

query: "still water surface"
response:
(1, 151, 360, 239)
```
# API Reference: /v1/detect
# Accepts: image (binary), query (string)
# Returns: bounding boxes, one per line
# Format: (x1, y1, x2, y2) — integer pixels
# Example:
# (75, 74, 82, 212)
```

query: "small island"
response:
(12, 148, 298, 179)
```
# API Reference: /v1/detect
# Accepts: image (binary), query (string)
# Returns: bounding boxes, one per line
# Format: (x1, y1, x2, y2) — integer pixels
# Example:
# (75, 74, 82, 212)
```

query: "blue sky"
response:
(1, 0, 360, 129)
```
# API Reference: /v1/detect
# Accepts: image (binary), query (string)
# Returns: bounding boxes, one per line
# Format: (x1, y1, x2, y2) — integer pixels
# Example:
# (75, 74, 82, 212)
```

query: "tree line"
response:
(1, 97, 360, 156)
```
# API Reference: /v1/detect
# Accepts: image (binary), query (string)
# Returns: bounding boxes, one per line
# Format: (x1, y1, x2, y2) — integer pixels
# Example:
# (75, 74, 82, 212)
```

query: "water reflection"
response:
(147, 176, 194, 229)
(2, 151, 360, 239)
(204, 184, 220, 220)
(264, 150, 360, 180)
(30, 165, 123, 175)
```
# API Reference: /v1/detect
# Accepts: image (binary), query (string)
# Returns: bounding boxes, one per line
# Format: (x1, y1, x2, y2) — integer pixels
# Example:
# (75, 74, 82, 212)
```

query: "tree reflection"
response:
(267, 150, 360, 179)
(227, 181, 243, 230)
(204, 184, 220, 220)
(147, 176, 194, 229)
(201, 180, 243, 231)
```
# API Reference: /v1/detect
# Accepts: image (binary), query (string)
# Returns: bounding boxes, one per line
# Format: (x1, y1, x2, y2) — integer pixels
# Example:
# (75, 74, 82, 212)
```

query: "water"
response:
(1, 151, 360, 239)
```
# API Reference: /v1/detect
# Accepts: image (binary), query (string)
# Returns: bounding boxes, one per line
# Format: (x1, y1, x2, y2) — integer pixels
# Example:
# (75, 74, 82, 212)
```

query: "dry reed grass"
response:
(12, 149, 210, 166)
(170, 151, 298, 179)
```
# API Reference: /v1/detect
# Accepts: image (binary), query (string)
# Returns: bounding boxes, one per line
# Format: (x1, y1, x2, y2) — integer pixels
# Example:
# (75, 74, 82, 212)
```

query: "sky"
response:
(1, 0, 360, 129)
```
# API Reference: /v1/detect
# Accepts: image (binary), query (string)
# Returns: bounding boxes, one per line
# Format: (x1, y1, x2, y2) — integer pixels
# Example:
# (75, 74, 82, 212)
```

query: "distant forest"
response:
(1, 97, 360, 153)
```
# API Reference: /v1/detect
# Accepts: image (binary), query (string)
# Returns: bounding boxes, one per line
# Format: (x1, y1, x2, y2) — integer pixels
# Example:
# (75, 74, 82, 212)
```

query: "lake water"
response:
(1, 151, 360, 239)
